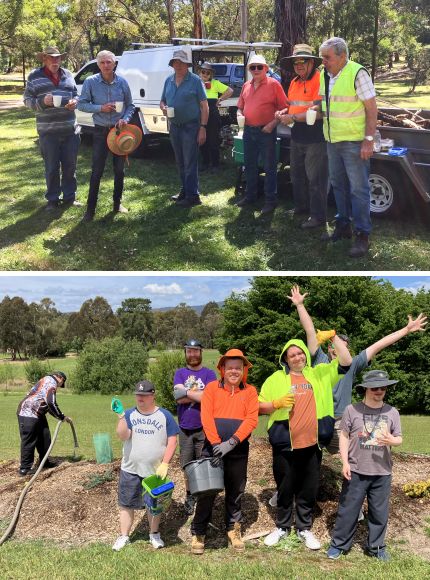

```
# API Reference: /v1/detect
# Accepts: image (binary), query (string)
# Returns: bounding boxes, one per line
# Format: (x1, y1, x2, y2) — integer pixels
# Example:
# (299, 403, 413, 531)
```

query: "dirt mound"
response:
(1, 441, 429, 557)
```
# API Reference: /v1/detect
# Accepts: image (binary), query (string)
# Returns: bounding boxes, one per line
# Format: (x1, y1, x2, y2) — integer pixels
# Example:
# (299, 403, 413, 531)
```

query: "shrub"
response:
(148, 350, 184, 413)
(24, 358, 52, 386)
(403, 479, 430, 499)
(73, 336, 149, 394)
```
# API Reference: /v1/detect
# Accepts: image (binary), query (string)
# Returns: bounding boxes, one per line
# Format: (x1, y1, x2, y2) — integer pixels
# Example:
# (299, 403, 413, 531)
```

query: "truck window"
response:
(212, 64, 228, 76)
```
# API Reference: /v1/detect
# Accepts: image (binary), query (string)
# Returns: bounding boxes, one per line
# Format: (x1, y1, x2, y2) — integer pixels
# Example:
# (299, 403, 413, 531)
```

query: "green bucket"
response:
(93, 433, 113, 464)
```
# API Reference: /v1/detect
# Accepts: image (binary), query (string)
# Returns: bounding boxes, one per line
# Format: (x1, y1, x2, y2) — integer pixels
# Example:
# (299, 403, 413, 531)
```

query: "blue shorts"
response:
(118, 469, 144, 510)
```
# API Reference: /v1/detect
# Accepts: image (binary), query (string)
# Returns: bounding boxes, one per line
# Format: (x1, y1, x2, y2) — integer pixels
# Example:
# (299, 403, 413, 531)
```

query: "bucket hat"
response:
(134, 380, 156, 395)
(36, 46, 67, 60)
(199, 62, 213, 72)
(169, 49, 192, 67)
(107, 124, 142, 156)
(247, 54, 268, 70)
(281, 44, 322, 72)
(356, 370, 398, 389)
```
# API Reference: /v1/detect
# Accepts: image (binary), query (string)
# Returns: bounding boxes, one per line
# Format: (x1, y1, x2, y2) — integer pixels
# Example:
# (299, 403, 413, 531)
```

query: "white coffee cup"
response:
(237, 114, 245, 129)
(166, 107, 175, 118)
(306, 108, 317, 125)
(115, 101, 124, 113)
(52, 95, 62, 108)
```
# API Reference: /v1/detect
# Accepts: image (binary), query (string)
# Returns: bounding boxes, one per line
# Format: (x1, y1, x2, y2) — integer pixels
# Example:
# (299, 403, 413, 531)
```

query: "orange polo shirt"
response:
(238, 77, 287, 126)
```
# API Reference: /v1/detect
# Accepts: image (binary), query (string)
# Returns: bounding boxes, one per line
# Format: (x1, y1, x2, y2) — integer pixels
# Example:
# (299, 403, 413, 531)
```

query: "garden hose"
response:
(0, 418, 79, 546)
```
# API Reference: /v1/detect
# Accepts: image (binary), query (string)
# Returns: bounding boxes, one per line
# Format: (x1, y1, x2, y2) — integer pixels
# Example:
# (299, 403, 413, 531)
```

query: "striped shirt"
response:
(77, 73, 134, 127)
(23, 67, 78, 136)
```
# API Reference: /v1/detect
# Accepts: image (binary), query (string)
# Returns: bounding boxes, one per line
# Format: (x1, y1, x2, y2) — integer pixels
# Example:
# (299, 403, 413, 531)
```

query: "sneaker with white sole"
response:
(112, 535, 130, 551)
(297, 529, 321, 550)
(264, 527, 288, 546)
(268, 491, 278, 507)
(149, 532, 165, 549)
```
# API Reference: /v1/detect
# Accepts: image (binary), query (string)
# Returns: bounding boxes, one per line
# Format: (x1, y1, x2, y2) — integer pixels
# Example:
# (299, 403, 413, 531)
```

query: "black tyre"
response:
(129, 112, 147, 158)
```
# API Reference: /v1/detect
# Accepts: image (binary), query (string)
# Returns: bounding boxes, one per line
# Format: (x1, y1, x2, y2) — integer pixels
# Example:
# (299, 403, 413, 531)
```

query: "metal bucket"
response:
(183, 457, 224, 496)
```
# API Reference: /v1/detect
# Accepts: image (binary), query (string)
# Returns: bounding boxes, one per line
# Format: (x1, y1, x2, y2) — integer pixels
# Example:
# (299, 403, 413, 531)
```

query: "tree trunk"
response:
(241, 0, 248, 42)
(166, 0, 176, 40)
(22, 53, 26, 87)
(371, 0, 379, 82)
(193, 0, 203, 39)
(275, 0, 307, 91)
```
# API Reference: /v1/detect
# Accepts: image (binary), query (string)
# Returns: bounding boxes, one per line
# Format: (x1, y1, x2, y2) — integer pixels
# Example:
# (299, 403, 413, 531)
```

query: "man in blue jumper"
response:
(24, 46, 81, 211)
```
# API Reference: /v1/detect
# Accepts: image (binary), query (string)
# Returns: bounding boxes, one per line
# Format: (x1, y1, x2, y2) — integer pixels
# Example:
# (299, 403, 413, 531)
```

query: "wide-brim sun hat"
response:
(356, 370, 399, 389)
(280, 43, 322, 72)
(107, 124, 142, 156)
(247, 54, 268, 70)
(168, 49, 192, 67)
(36, 46, 67, 60)
(217, 348, 252, 371)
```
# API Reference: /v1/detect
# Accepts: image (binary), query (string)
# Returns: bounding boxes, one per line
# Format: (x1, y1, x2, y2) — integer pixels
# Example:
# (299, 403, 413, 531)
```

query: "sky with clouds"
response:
(0, 274, 429, 312)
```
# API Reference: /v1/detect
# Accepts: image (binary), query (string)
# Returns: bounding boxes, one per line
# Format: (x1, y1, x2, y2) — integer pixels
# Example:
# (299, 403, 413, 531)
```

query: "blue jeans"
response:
(169, 120, 200, 199)
(39, 132, 80, 202)
(327, 141, 371, 235)
(243, 126, 277, 203)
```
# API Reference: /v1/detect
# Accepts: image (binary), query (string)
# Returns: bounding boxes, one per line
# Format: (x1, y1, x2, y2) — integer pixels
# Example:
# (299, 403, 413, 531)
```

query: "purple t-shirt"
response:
(174, 366, 217, 430)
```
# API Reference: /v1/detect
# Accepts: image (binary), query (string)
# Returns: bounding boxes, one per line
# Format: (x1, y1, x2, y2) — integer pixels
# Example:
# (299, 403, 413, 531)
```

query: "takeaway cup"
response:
(115, 101, 124, 113)
(52, 95, 62, 107)
(306, 108, 317, 125)
(237, 113, 245, 129)
(166, 107, 175, 118)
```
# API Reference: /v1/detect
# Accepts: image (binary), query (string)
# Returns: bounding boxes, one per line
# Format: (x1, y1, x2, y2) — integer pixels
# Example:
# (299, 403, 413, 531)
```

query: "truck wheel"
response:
(369, 165, 403, 217)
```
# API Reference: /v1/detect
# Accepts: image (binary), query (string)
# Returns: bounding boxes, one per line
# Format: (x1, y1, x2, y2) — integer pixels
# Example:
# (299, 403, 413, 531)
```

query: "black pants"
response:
(18, 415, 51, 470)
(87, 125, 125, 212)
(273, 444, 322, 531)
(191, 451, 249, 535)
(201, 100, 221, 168)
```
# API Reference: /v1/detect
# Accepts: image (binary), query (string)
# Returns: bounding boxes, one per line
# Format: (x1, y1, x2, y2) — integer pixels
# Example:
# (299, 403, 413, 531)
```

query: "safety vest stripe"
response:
(327, 109, 365, 118)
(289, 100, 313, 106)
(330, 95, 359, 102)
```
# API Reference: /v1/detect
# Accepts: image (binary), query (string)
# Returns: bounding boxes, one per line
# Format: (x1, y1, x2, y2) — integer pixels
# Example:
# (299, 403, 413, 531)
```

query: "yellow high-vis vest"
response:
(320, 60, 366, 143)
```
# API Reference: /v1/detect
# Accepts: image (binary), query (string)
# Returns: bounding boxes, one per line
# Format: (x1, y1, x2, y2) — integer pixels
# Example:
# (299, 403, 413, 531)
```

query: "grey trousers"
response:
(290, 140, 328, 220)
(330, 471, 392, 553)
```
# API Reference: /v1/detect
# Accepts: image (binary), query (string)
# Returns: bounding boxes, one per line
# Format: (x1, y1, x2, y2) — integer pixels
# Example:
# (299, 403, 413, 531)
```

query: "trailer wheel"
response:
(129, 112, 147, 158)
(369, 166, 403, 217)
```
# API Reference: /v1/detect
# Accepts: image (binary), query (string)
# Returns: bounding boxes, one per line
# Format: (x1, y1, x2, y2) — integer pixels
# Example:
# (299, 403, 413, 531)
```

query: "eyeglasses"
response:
(293, 59, 307, 65)
(249, 65, 264, 71)
(369, 387, 387, 392)
(200, 70, 211, 75)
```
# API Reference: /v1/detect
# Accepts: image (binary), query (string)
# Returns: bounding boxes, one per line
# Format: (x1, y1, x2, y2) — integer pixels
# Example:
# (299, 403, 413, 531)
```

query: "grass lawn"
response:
(1, 104, 430, 271)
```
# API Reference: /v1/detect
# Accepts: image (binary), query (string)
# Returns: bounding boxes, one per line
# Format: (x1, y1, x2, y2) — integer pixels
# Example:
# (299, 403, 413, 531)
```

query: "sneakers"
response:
(63, 199, 83, 208)
(45, 200, 60, 211)
(184, 493, 196, 516)
(112, 535, 130, 551)
(268, 491, 278, 507)
(321, 222, 353, 242)
(114, 204, 129, 214)
(191, 534, 205, 555)
(18, 467, 36, 477)
(349, 232, 369, 258)
(301, 217, 326, 229)
(149, 532, 164, 549)
(171, 192, 185, 202)
(176, 197, 202, 207)
(264, 527, 288, 546)
(297, 529, 321, 550)
(260, 203, 277, 214)
(236, 196, 256, 208)
(327, 546, 343, 560)
(366, 547, 390, 561)
(227, 522, 245, 551)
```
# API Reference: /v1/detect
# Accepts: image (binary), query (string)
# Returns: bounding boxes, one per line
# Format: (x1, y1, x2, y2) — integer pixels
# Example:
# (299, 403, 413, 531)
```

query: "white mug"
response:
(306, 108, 317, 125)
(166, 107, 175, 118)
(52, 95, 62, 108)
(237, 114, 245, 129)
(115, 101, 124, 113)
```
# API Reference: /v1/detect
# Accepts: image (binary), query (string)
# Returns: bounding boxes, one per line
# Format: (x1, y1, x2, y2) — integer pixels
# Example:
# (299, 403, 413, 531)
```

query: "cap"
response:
(53, 371, 67, 383)
(184, 339, 203, 349)
(134, 379, 156, 395)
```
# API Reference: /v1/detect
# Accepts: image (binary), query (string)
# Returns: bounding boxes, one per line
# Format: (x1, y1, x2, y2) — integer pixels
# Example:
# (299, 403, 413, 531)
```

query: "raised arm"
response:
(288, 285, 319, 356)
(331, 334, 352, 367)
(366, 313, 427, 361)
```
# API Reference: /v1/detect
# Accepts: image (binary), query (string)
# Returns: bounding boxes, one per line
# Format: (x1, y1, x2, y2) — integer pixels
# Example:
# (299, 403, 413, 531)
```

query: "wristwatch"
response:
(364, 135, 374, 142)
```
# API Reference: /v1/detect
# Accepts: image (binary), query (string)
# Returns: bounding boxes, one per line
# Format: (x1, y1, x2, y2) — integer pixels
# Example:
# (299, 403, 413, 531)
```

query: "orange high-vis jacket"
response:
(287, 69, 322, 115)
(201, 379, 259, 445)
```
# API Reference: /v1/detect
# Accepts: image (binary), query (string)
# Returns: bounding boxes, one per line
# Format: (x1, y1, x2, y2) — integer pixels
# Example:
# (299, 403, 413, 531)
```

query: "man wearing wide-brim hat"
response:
(327, 368, 403, 562)
(276, 44, 328, 230)
(160, 49, 209, 208)
(23, 46, 81, 211)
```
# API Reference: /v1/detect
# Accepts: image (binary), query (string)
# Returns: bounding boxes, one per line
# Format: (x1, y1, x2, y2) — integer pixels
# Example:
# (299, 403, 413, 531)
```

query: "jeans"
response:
(87, 125, 125, 212)
(327, 141, 371, 235)
(39, 132, 80, 202)
(243, 126, 277, 203)
(169, 120, 200, 199)
(290, 140, 328, 220)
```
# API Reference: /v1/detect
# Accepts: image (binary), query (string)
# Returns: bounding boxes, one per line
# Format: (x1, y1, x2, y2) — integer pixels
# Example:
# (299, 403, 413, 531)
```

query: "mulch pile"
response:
(1, 439, 429, 558)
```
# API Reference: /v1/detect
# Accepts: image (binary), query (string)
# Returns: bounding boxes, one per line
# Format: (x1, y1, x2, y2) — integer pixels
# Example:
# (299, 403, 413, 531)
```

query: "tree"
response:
(275, 0, 307, 89)
(117, 297, 154, 345)
(153, 303, 200, 348)
(66, 296, 120, 343)
(200, 301, 223, 348)
(28, 298, 67, 357)
(0, 296, 35, 360)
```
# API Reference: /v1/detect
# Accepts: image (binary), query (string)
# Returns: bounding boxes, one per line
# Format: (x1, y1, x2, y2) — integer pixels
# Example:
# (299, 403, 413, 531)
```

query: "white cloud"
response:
(143, 283, 183, 295)
(399, 282, 430, 295)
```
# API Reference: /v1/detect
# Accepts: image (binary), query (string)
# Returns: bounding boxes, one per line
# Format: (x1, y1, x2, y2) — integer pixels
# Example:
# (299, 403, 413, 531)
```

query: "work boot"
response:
(349, 232, 369, 258)
(227, 522, 245, 551)
(321, 222, 353, 242)
(191, 534, 205, 555)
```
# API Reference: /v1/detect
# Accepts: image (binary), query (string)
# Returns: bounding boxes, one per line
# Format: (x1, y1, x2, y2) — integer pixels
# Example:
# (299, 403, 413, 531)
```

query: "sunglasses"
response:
(369, 386, 387, 392)
(200, 70, 211, 75)
(249, 65, 264, 71)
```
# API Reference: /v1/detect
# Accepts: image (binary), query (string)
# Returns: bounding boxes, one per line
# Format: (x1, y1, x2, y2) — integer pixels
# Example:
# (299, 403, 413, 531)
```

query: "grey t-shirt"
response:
(121, 406, 179, 478)
(340, 402, 402, 476)
(313, 348, 369, 417)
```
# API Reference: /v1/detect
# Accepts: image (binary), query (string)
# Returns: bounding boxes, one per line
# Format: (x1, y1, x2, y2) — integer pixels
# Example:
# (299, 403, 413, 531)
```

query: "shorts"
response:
(325, 419, 341, 455)
(179, 427, 205, 468)
(118, 469, 145, 509)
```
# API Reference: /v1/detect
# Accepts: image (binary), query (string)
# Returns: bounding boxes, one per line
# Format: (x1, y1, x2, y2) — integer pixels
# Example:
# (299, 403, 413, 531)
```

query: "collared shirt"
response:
(237, 76, 287, 126)
(161, 71, 207, 125)
(77, 72, 134, 127)
(328, 63, 376, 101)
(43, 66, 60, 86)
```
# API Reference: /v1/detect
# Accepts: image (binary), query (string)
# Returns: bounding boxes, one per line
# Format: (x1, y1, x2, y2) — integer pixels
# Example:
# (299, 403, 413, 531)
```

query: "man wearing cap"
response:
(190, 349, 259, 554)
(77, 50, 134, 221)
(327, 370, 403, 562)
(236, 54, 288, 214)
(16, 371, 71, 476)
(160, 49, 209, 207)
(24, 47, 81, 211)
(318, 37, 378, 258)
(173, 339, 217, 515)
(277, 45, 328, 229)
(112, 379, 179, 551)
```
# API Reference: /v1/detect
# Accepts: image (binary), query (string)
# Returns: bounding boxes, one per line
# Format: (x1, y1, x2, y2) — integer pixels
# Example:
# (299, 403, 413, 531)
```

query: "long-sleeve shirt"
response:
(77, 72, 134, 127)
(23, 67, 78, 136)
(201, 379, 259, 445)
(17, 375, 65, 420)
